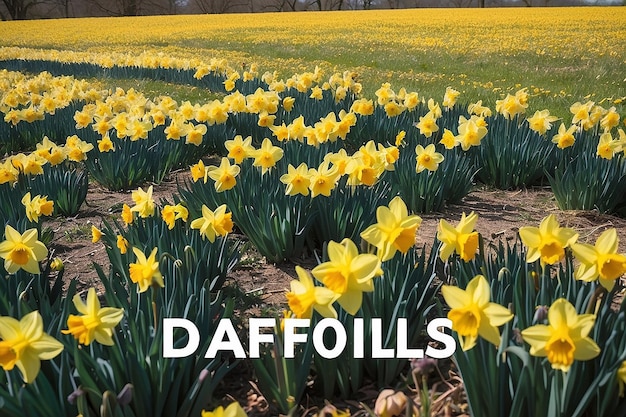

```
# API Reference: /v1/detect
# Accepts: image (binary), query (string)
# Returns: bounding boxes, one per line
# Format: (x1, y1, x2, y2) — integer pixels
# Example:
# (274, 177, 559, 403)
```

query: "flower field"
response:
(1, 7, 626, 417)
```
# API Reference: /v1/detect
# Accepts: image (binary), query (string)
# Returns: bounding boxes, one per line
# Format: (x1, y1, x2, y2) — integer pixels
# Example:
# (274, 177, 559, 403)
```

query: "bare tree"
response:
(1, 0, 48, 19)
(194, 0, 247, 12)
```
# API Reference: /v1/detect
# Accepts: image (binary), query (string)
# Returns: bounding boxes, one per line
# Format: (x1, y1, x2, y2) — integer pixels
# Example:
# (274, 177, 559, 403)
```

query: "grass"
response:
(1, 8, 624, 120)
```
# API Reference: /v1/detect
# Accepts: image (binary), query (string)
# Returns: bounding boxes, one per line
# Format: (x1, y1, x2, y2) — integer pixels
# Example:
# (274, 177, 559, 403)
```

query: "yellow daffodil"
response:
(600, 107, 620, 131)
(519, 214, 578, 266)
(570, 228, 626, 292)
(618, 361, 626, 397)
(439, 128, 457, 149)
(415, 144, 444, 173)
(190, 204, 234, 243)
(495, 93, 527, 120)
(415, 112, 439, 138)
(286, 266, 337, 319)
(456, 116, 487, 151)
(91, 225, 103, 243)
(97, 134, 115, 152)
(161, 203, 189, 230)
(62, 288, 124, 346)
(437, 212, 480, 262)
(280, 163, 312, 196)
(0, 311, 64, 383)
(201, 401, 247, 417)
(311, 238, 382, 315)
(185, 123, 208, 146)
(121, 203, 134, 226)
(190, 159, 210, 183)
(442, 87, 460, 109)
(130, 185, 155, 218)
(597, 130, 620, 160)
(521, 298, 600, 372)
(22, 192, 54, 223)
(116, 235, 129, 254)
(207, 157, 240, 192)
(282, 96, 295, 112)
(0, 225, 48, 274)
(360, 196, 422, 261)
(225, 135, 254, 164)
(441, 275, 514, 351)
(129, 247, 164, 293)
(251, 138, 283, 175)
(65, 135, 93, 162)
(527, 109, 559, 136)
(551, 123, 577, 149)
(309, 161, 340, 198)
(395, 130, 406, 147)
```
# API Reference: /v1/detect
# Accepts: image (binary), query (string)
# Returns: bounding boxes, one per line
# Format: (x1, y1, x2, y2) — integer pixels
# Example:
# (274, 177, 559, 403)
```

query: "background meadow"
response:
(1, 7, 625, 119)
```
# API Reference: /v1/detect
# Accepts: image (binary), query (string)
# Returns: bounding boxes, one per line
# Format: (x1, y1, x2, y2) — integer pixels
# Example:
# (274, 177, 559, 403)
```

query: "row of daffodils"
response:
(0, 60, 625, 416)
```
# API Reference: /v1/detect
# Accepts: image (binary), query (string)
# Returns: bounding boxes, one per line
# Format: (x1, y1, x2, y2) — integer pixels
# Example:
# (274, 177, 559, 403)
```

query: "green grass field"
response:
(1, 8, 625, 120)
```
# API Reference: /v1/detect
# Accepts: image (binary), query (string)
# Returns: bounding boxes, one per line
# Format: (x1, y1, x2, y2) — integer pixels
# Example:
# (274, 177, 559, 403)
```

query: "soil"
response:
(44, 169, 626, 417)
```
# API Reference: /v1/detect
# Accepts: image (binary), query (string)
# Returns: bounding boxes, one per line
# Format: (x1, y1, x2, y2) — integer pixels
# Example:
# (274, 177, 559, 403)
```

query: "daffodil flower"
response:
(0, 311, 64, 383)
(129, 247, 164, 293)
(0, 225, 48, 274)
(225, 135, 254, 164)
(437, 212, 480, 262)
(519, 214, 578, 266)
(570, 228, 626, 292)
(521, 298, 600, 372)
(280, 163, 312, 196)
(441, 275, 513, 351)
(62, 288, 124, 346)
(286, 266, 337, 319)
(130, 185, 155, 218)
(618, 361, 626, 397)
(311, 238, 382, 316)
(22, 192, 54, 223)
(161, 203, 189, 230)
(415, 144, 444, 173)
(251, 137, 283, 175)
(201, 401, 247, 417)
(190, 204, 234, 243)
(360, 196, 422, 261)
(207, 157, 240, 192)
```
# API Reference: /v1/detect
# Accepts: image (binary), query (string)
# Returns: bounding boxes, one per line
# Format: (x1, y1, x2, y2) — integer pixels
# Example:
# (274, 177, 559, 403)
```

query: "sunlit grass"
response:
(1, 8, 624, 118)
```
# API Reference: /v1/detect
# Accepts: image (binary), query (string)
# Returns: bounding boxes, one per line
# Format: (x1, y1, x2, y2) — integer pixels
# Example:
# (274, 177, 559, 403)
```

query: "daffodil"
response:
(190, 159, 210, 183)
(437, 212, 480, 262)
(519, 214, 578, 266)
(441, 275, 513, 351)
(311, 238, 382, 315)
(570, 228, 626, 291)
(22, 192, 54, 223)
(161, 203, 189, 230)
(0, 311, 64, 383)
(527, 109, 559, 136)
(551, 123, 577, 149)
(286, 266, 337, 319)
(442, 87, 460, 109)
(62, 288, 124, 346)
(415, 144, 444, 173)
(190, 204, 233, 243)
(0, 225, 48, 274)
(360, 196, 422, 261)
(129, 247, 164, 293)
(201, 401, 247, 417)
(121, 203, 133, 226)
(130, 185, 155, 218)
(225, 135, 254, 164)
(207, 157, 240, 192)
(91, 225, 103, 243)
(280, 163, 312, 196)
(521, 298, 600, 372)
(618, 361, 626, 397)
(116, 235, 129, 254)
(415, 112, 439, 138)
(251, 137, 284, 175)
(456, 117, 487, 151)
(309, 161, 340, 198)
